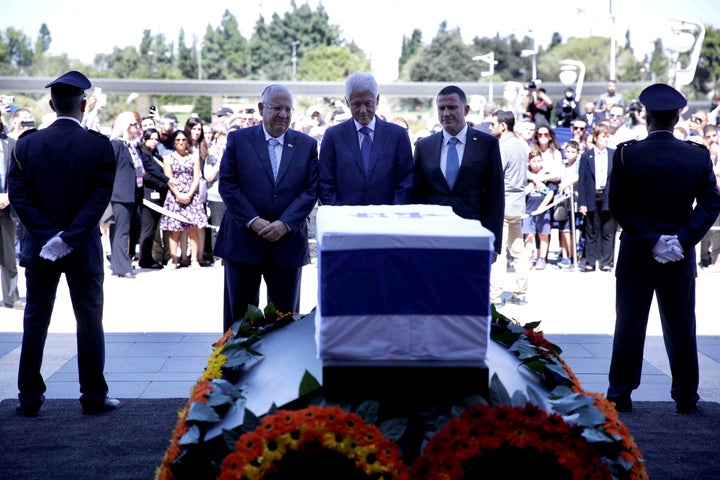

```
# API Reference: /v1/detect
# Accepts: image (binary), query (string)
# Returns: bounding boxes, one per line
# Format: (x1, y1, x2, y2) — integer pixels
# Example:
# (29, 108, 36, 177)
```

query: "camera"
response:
(528, 81, 537, 91)
(20, 120, 35, 128)
(0, 95, 15, 105)
(246, 108, 255, 114)
(149, 105, 158, 117)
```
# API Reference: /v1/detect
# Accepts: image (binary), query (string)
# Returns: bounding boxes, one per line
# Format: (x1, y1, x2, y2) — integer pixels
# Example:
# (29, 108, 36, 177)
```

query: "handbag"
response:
(553, 201, 569, 222)
(198, 178, 208, 204)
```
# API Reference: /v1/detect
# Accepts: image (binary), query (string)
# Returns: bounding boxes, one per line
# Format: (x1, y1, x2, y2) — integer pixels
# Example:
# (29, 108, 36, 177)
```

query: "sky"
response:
(2, 0, 719, 82)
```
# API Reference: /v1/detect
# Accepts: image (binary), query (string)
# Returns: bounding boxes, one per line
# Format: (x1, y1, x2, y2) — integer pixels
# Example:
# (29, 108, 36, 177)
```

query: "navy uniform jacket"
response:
(413, 127, 504, 254)
(609, 132, 720, 279)
(318, 117, 414, 205)
(8, 119, 116, 272)
(214, 125, 318, 268)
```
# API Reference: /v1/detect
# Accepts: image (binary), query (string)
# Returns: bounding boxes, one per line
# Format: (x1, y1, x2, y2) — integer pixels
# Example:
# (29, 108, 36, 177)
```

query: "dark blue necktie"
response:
(360, 126, 372, 175)
(446, 137, 459, 188)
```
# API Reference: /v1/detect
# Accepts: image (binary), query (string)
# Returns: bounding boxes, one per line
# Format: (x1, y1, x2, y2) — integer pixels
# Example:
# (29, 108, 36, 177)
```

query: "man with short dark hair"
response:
(413, 85, 504, 257)
(489, 110, 529, 306)
(8, 70, 120, 416)
(607, 83, 720, 414)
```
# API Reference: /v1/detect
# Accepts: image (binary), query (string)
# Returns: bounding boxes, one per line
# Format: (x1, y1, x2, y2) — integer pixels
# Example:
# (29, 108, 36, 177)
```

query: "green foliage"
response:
(409, 28, 479, 82)
(693, 25, 720, 95)
(298, 44, 369, 81)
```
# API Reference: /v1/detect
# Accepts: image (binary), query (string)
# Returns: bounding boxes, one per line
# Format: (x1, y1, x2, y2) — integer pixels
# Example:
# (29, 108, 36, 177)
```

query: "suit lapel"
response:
(341, 120, 365, 174)
(251, 126, 275, 183)
(275, 130, 296, 184)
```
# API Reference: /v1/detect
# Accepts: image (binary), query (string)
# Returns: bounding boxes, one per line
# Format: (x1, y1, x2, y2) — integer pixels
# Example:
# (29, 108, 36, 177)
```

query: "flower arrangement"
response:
(410, 402, 609, 480)
(218, 405, 408, 480)
(157, 304, 647, 480)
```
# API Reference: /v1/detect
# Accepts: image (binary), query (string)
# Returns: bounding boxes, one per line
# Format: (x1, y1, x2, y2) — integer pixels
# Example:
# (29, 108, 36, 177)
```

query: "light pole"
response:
(290, 41, 300, 81)
(558, 59, 586, 99)
(520, 30, 538, 83)
(473, 52, 497, 102)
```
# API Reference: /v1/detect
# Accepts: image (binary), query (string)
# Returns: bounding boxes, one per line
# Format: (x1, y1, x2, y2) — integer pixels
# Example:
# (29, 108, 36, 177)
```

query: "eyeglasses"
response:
(608, 114, 623, 119)
(572, 126, 586, 131)
(536, 132, 550, 138)
(264, 104, 294, 115)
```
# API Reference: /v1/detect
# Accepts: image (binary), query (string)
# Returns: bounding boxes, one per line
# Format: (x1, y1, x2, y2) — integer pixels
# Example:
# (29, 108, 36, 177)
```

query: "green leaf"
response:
(298, 370, 321, 397)
(243, 409, 260, 432)
(186, 401, 221, 423)
(222, 346, 256, 368)
(545, 360, 573, 381)
(510, 390, 528, 407)
(211, 378, 245, 399)
(526, 385, 549, 410)
(263, 303, 278, 320)
(488, 373, 511, 406)
(379, 418, 409, 442)
(222, 428, 242, 451)
(179, 424, 201, 446)
(245, 304, 264, 323)
(206, 394, 234, 408)
(355, 400, 379, 425)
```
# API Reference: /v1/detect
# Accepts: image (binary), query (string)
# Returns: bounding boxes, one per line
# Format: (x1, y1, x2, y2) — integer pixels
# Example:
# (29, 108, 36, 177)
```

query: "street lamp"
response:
(666, 19, 705, 88)
(558, 59, 586, 99)
(520, 30, 538, 83)
(290, 41, 300, 81)
(473, 52, 497, 102)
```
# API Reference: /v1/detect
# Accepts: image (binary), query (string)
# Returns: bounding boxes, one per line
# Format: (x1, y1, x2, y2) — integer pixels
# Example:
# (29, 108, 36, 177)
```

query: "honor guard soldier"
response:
(8, 70, 121, 417)
(606, 83, 720, 414)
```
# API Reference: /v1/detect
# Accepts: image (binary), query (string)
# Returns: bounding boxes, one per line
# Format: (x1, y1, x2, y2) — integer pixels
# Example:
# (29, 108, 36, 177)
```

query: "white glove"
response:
(652, 235, 684, 264)
(40, 232, 73, 261)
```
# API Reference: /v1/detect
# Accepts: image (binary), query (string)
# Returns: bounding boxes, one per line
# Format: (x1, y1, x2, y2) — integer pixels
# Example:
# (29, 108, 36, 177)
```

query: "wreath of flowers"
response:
(218, 405, 409, 480)
(410, 402, 610, 480)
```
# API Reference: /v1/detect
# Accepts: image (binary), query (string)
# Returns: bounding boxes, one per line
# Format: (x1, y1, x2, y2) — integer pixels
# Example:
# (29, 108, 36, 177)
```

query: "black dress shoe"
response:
(16, 403, 40, 418)
(139, 263, 163, 270)
(114, 272, 136, 279)
(81, 397, 121, 415)
(676, 402, 698, 414)
(608, 396, 632, 412)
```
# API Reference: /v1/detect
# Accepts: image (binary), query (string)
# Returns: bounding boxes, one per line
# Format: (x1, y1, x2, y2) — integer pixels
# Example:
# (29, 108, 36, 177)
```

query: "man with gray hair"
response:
(319, 72, 413, 206)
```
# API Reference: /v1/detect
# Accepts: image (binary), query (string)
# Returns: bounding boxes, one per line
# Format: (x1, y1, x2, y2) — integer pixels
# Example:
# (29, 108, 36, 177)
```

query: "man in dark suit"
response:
(577, 123, 616, 271)
(607, 84, 720, 414)
(413, 85, 504, 257)
(214, 84, 318, 331)
(319, 72, 413, 206)
(1, 123, 24, 309)
(8, 71, 120, 416)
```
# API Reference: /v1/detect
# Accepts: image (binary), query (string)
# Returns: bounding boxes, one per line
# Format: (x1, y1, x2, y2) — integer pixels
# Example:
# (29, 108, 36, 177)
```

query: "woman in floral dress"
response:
(160, 130, 208, 268)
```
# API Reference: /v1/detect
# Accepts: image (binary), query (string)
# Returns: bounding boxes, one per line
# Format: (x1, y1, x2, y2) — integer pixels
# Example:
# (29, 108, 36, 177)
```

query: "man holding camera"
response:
(555, 87, 580, 128)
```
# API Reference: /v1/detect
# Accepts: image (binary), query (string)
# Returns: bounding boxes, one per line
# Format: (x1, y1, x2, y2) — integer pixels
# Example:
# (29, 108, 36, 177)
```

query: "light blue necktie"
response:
(360, 126, 373, 175)
(446, 136, 459, 189)
(268, 138, 280, 180)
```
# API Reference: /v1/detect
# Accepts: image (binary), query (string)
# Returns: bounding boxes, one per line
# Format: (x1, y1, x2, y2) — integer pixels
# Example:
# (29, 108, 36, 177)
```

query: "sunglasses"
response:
(536, 132, 550, 138)
(572, 126, 586, 130)
(608, 114, 623, 119)
(174, 138, 188, 143)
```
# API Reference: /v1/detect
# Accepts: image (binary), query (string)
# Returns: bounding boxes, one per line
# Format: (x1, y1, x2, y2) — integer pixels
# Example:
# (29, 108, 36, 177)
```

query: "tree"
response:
(298, 44, 370, 81)
(408, 26, 478, 82)
(0, 27, 34, 74)
(201, 10, 249, 80)
(34, 23, 51, 58)
(177, 29, 196, 80)
(693, 25, 720, 96)
(648, 39, 670, 84)
(399, 29, 423, 76)
(246, 2, 342, 80)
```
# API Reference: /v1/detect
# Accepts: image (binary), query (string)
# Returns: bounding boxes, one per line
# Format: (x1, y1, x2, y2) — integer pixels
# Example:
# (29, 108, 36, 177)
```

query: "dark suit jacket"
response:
(577, 147, 615, 212)
(8, 119, 116, 272)
(318, 117, 413, 205)
(214, 125, 318, 268)
(140, 147, 169, 202)
(1, 133, 17, 223)
(609, 132, 720, 279)
(413, 127, 504, 254)
(110, 139, 140, 203)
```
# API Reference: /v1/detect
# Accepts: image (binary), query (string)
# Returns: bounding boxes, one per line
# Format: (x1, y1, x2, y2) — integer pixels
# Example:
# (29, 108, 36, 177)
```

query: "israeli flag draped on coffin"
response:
(315, 204, 495, 363)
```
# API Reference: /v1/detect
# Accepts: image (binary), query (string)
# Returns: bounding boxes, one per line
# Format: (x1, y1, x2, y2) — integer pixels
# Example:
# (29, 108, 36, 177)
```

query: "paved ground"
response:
(1, 253, 719, 404)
